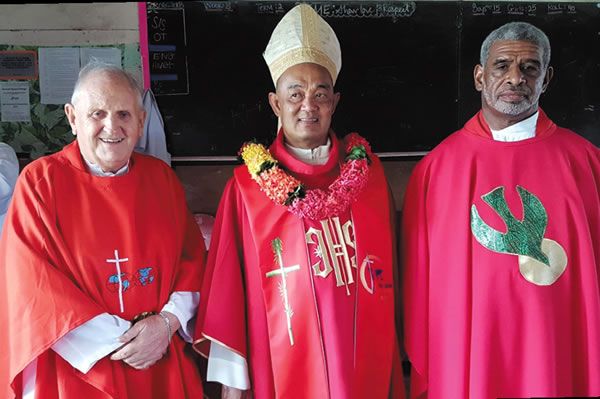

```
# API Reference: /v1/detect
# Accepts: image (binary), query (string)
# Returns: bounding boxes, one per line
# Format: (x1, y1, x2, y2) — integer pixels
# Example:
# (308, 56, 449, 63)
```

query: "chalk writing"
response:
(152, 52, 176, 72)
(312, 2, 416, 18)
(547, 4, 577, 15)
(255, 2, 415, 18)
(375, 3, 416, 18)
(150, 16, 169, 42)
(472, 2, 578, 16)
(147, 2, 184, 12)
(147, 6, 189, 95)
(506, 3, 536, 16)
(256, 2, 286, 14)
(203, 1, 233, 12)
(471, 3, 502, 16)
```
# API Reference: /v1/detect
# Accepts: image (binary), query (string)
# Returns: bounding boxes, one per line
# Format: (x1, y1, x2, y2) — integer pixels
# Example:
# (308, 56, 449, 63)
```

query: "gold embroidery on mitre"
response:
(301, 2, 315, 48)
(268, 47, 338, 87)
(263, 4, 341, 85)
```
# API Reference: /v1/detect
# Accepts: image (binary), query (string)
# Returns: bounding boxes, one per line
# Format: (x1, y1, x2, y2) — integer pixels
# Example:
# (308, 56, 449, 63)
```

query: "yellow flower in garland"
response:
(240, 133, 373, 220)
(240, 141, 304, 205)
(240, 142, 277, 176)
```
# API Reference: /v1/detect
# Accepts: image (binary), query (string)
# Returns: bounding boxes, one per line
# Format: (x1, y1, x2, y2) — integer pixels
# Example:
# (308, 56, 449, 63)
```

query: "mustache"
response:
(499, 88, 530, 96)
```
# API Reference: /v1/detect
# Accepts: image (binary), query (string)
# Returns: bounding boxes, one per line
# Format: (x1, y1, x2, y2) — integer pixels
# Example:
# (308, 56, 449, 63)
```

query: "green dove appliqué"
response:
(471, 186, 567, 286)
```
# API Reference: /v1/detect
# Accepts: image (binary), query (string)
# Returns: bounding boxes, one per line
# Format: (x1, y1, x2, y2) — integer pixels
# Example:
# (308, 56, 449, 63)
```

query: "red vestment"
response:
(403, 110, 600, 399)
(195, 132, 404, 399)
(0, 141, 205, 398)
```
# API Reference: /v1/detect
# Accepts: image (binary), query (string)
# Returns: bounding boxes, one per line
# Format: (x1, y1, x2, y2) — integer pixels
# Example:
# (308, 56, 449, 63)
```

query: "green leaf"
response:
(258, 160, 276, 174)
(20, 124, 40, 143)
(346, 145, 366, 160)
(40, 108, 67, 131)
(32, 103, 46, 120)
(271, 238, 283, 255)
(284, 185, 305, 206)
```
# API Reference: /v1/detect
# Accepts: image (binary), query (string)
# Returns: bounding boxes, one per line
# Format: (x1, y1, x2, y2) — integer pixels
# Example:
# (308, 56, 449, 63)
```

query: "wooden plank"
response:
(0, 3, 137, 31)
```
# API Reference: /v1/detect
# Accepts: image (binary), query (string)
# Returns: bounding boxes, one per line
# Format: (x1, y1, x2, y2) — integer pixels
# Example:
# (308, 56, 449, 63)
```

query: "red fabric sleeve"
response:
(170, 173, 206, 293)
(0, 167, 104, 398)
(194, 179, 247, 358)
(402, 160, 431, 399)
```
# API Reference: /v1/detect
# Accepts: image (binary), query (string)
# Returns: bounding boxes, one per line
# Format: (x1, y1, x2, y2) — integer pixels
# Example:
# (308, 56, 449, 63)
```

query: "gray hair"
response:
(480, 22, 551, 69)
(70, 60, 143, 108)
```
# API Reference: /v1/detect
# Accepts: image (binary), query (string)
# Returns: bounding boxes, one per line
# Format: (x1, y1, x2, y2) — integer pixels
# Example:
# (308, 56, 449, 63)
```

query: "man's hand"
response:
(222, 385, 249, 399)
(110, 312, 180, 370)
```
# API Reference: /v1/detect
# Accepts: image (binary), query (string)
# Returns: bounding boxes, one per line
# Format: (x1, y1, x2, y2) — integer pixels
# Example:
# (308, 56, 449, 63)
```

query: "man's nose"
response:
(103, 114, 120, 133)
(506, 64, 525, 85)
(301, 96, 318, 111)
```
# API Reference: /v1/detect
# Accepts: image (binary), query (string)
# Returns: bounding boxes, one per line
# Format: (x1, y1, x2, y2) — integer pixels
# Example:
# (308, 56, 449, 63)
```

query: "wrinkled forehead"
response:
(77, 73, 142, 107)
(487, 40, 545, 63)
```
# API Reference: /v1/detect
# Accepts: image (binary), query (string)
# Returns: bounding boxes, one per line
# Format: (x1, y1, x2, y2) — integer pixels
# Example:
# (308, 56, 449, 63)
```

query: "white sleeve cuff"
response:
(22, 358, 37, 399)
(161, 291, 199, 343)
(207, 342, 250, 390)
(0, 142, 18, 214)
(51, 313, 131, 374)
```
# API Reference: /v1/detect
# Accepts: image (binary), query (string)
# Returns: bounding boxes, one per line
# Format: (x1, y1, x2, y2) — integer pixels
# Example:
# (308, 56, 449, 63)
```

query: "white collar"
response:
(285, 137, 331, 165)
(490, 112, 539, 142)
(84, 157, 130, 177)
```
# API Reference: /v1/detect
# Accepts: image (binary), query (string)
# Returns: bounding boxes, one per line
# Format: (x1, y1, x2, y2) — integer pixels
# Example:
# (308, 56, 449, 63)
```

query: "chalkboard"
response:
(145, 1, 600, 157)
(459, 2, 600, 145)
(147, 3, 189, 95)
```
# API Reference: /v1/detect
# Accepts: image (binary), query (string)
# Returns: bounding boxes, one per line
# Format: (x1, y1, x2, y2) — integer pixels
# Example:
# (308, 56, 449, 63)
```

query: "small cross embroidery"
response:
(106, 249, 129, 313)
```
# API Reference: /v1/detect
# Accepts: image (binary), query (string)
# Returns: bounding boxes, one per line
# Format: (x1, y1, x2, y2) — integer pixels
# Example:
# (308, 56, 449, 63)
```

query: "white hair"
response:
(70, 60, 143, 108)
(480, 22, 551, 69)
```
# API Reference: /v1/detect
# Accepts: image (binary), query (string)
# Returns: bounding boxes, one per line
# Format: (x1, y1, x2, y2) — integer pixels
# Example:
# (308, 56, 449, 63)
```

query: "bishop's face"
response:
(474, 40, 553, 129)
(65, 72, 145, 173)
(268, 63, 340, 149)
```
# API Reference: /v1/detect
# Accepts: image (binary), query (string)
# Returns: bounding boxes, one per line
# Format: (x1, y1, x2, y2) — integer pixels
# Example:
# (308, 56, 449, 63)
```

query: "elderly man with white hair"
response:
(0, 62, 205, 399)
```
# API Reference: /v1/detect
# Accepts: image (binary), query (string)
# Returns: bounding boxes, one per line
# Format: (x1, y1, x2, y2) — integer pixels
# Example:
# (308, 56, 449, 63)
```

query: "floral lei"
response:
(239, 133, 372, 220)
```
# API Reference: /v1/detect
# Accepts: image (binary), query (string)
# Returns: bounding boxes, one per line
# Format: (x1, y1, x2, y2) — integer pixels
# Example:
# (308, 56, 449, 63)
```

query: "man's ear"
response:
(541, 66, 554, 93)
(138, 110, 147, 138)
(331, 92, 341, 114)
(474, 64, 484, 92)
(268, 92, 281, 117)
(64, 104, 77, 134)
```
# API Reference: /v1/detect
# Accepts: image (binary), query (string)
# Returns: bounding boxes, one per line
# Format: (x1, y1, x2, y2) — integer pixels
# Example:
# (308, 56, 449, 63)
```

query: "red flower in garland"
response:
(241, 134, 373, 220)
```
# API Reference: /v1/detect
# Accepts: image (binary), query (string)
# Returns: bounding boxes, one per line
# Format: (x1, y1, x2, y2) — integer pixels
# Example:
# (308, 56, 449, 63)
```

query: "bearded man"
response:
(403, 21, 600, 399)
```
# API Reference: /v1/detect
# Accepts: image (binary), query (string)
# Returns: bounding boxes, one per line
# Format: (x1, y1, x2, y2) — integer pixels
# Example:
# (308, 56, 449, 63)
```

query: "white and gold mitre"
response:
(263, 3, 342, 86)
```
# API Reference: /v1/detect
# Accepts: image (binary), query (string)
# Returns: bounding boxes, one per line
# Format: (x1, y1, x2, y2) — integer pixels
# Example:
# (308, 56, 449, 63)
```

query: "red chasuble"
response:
(403, 109, 600, 399)
(196, 132, 404, 399)
(0, 141, 205, 399)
